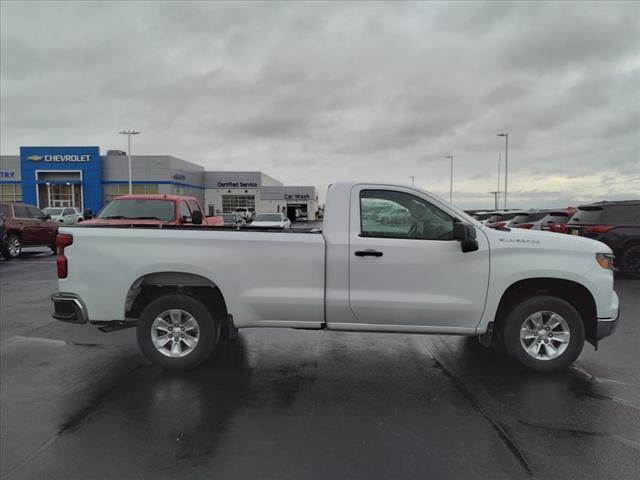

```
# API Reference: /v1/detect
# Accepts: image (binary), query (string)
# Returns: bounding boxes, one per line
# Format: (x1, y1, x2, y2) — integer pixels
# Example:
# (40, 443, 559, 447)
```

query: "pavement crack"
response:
(570, 365, 640, 411)
(428, 354, 533, 476)
(519, 420, 640, 451)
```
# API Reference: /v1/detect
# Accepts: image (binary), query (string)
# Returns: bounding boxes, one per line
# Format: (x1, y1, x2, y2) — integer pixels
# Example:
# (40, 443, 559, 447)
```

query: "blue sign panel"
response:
(20, 146, 102, 212)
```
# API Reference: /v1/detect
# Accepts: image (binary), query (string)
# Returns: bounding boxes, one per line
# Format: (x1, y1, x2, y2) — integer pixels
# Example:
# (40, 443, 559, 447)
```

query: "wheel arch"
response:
(5, 229, 22, 239)
(494, 277, 597, 340)
(125, 271, 230, 328)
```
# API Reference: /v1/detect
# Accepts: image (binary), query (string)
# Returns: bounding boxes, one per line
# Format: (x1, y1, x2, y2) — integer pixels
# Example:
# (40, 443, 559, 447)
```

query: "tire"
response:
(1, 235, 22, 259)
(136, 294, 220, 370)
(503, 295, 585, 372)
(620, 245, 640, 278)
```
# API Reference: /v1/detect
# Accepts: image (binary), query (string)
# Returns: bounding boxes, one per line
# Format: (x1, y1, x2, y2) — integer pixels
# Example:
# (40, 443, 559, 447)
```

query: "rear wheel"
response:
(503, 295, 584, 372)
(1, 235, 22, 259)
(136, 294, 220, 370)
(620, 245, 640, 278)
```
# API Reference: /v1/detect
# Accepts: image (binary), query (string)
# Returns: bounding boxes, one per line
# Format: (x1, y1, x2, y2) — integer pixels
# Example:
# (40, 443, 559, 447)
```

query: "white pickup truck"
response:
(52, 182, 619, 372)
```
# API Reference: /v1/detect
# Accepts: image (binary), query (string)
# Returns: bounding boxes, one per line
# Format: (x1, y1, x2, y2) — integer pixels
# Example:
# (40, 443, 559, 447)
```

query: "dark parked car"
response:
(566, 200, 640, 277)
(0, 203, 59, 259)
(0, 213, 7, 258)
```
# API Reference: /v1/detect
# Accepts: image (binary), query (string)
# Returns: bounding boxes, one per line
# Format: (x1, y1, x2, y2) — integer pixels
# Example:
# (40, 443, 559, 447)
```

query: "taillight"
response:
(584, 225, 615, 234)
(56, 233, 73, 279)
(517, 223, 534, 229)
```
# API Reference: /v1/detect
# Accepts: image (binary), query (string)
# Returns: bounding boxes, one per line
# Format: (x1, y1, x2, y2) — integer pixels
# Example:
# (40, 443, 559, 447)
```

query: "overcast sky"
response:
(1, 0, 638, 208)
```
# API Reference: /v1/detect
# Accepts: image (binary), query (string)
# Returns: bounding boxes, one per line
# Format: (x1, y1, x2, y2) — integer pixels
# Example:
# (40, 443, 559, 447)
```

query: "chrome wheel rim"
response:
(8, 237, 21, 257)
(520, 311, 570, 361)
(151, 309, 200, 358)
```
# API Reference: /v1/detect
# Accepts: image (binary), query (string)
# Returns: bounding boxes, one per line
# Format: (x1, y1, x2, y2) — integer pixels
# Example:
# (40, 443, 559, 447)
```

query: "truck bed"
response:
(59, 224, 326, 328)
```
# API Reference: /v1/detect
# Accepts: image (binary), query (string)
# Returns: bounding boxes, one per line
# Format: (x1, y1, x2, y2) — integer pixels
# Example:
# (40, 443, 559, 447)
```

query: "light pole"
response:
(444, 155, 453, 203)
(497, 133, 508, 209)
(119, 130, 140, 193)
(489, 191, 500, 210)
(409, 176, 415, 186)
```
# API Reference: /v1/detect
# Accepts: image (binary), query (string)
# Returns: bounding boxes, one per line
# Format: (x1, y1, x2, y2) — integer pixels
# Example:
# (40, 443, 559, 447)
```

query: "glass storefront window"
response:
(0, 184, 23, 202)
(103, 183, 161, 203)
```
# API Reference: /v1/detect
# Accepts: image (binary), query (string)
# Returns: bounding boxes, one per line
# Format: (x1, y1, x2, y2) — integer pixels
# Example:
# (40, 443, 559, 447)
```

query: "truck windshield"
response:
(99, 199, 175, 222)
(255, 214, 282, 222)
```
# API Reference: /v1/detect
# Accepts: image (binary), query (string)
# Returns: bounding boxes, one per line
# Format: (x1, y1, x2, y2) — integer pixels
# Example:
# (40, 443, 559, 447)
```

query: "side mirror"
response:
(43, 214, 51, 220)
(191, 210, 203, 225)
(453, 222, 479, 253)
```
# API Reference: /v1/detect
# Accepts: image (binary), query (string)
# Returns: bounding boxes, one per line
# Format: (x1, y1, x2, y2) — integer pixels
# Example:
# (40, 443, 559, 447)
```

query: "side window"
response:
(188, 200, 201, 214)
(179, 201, 191, 220)
(606, 205, 640, 224)
(27, 206, 45, 219)
(63, 208, 73, 216)
(13, 205, 29, 218)
(360, 190, 454, 240)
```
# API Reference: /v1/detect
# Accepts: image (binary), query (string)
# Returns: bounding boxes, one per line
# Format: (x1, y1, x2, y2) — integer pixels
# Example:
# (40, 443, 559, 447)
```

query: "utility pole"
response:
(497, 133, 509, 209)
(489, 191, 501, 210)
(444, 155, 453, 203)
(409, 176, 415, 186)
(119, 130, 141, 193)
(497, 153, 501, 208)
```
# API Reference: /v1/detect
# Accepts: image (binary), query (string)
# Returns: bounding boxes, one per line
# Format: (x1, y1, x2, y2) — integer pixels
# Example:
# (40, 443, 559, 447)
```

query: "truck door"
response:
(347, 186, 490, 331)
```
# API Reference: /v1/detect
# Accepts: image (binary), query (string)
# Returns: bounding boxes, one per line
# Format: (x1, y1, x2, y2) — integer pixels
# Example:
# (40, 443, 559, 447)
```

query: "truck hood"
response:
(482, 225, 612, 254)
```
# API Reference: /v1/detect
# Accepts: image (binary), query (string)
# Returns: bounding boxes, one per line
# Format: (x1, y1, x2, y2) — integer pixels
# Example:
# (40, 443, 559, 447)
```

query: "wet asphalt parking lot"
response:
(1, 249, 639, 480)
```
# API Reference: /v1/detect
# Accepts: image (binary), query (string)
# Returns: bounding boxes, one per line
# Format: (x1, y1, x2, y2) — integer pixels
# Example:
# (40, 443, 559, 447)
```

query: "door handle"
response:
(355, 249, 383, 257)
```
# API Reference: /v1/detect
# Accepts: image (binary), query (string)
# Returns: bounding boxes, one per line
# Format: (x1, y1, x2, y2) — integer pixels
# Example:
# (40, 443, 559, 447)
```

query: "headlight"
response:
(596, 252, 616, 271)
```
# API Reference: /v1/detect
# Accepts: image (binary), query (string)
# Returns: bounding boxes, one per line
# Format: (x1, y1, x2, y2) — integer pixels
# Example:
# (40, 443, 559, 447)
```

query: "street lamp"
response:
(444, 155, 453, 203)
(118, 130, 141, 193)
(497, 133, 508, 209)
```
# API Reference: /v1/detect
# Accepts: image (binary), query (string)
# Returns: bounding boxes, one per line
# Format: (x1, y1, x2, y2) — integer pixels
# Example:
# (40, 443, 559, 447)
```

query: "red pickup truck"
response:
(83, 194, 223, 226)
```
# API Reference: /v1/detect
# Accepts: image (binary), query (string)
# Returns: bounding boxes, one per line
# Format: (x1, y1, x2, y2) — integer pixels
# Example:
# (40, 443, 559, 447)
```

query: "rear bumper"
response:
(51, 293, 88, 324)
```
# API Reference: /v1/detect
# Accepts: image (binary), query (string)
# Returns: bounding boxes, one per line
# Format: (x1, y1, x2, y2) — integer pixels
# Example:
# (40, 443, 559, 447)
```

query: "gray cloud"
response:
(1, 0, 638, 208)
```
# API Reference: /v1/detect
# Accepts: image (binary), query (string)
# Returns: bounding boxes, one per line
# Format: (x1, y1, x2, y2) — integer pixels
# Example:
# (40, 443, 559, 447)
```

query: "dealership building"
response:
(0, 146, 317, 220)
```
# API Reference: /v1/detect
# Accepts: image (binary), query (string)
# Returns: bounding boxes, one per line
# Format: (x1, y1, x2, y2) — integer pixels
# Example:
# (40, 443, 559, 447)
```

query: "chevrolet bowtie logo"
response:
(27, 155, 43, 162)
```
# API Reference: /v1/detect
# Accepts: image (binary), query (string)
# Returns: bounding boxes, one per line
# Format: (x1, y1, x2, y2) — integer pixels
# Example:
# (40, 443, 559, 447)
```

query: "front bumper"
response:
(594, 290, 620, 340)
(51, 293, 88, 324)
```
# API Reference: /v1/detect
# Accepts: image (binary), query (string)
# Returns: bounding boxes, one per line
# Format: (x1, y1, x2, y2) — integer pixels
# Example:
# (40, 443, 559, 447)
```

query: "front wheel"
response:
(136, 294, 220, 370)
(503, 295, 585, 372)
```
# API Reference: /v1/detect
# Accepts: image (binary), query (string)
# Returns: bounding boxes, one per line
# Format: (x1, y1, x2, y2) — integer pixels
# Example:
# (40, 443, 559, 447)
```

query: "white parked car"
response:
(42, 207, 84, 225)
(52, 181, 618, 372)
(233, 207, 254, 222)
(249, 212, 291, 229)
